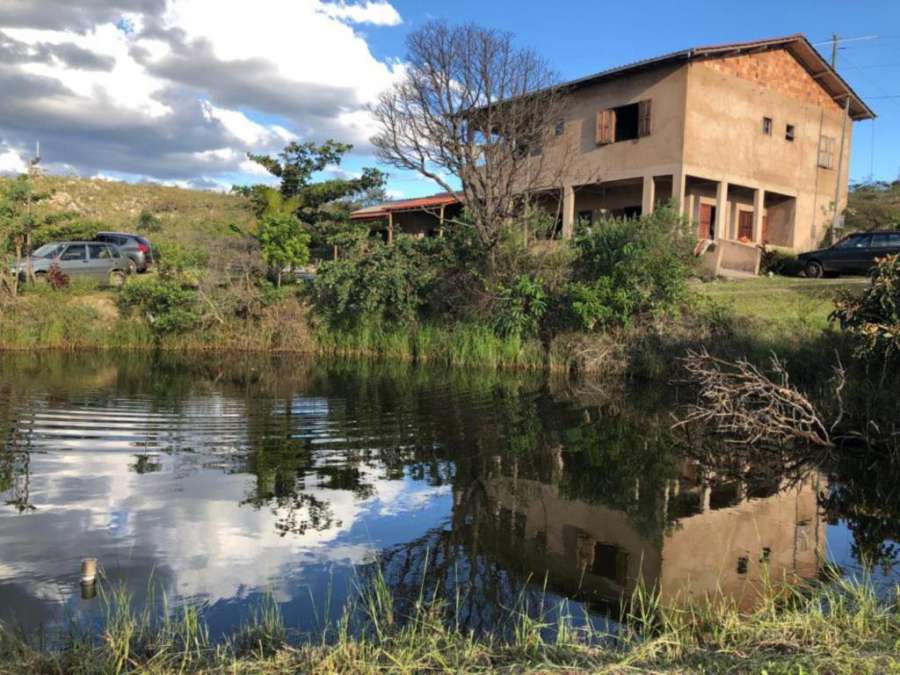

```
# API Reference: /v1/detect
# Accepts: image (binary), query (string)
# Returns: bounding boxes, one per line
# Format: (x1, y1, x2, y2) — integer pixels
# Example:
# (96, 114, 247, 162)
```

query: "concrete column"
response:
(387, 212, 394, 245)
(672, 171, 686, 216)
(561, 185, 575, 238)
(715, 180, 729, 240)
(753, 187, 765, 243)
(641, 175, 655, 216)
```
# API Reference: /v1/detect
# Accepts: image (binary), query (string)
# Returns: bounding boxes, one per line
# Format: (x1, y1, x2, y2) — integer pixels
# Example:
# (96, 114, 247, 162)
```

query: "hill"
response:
(1, 174, 256, 251)
(845, 180, 900, 232)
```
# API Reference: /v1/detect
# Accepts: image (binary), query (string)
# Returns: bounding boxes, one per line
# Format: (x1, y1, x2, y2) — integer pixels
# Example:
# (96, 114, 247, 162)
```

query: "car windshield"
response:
(31, 243, 61, 258)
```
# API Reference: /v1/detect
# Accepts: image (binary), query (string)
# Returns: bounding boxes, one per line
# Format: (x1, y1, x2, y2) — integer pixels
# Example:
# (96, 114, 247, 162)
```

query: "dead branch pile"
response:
(675, 348, 833, 449)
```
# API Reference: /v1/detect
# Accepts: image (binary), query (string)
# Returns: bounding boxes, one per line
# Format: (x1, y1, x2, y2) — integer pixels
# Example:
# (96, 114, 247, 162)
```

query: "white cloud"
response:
(0, 145, 27, 175)
(320, 1, 402, 26)
(0, 0, 405, 187)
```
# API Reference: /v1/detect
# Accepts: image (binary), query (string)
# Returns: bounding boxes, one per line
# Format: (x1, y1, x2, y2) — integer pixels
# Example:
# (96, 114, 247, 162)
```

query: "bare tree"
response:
(371, 21, 574, 254)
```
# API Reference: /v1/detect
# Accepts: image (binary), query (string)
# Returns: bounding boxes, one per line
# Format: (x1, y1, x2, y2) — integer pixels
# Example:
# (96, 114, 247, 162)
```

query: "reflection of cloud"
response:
(0, 447, 449, 622)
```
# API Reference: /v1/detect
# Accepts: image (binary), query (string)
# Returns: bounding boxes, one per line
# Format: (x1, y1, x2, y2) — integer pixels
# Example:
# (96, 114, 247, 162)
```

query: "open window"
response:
(596, 99, 652, 145)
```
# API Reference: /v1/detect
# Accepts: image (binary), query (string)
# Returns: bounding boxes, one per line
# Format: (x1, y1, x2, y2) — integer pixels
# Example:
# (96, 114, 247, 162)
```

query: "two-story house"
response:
(352, 34, 874, 273)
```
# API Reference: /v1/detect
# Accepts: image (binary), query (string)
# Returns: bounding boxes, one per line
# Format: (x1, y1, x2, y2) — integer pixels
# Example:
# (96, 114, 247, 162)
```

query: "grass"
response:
(1, 569, 896, 673)
(0, 275, 868, 379)
(692, 276, 867, 336)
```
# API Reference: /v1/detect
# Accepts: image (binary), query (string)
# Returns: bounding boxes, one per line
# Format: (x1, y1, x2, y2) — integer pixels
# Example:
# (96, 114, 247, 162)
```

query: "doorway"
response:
(698, 203, 716, 239)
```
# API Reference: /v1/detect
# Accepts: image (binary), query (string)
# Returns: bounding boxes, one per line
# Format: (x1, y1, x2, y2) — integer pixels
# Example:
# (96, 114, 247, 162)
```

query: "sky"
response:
(0, 0, 898, 199)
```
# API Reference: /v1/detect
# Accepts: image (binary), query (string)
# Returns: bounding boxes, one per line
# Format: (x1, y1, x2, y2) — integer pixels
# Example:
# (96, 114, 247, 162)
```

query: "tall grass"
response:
(1, 568, 897, 674)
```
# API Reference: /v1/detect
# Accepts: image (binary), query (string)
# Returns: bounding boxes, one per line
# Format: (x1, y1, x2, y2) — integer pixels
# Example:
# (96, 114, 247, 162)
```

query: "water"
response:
(0, 352, 897, 639)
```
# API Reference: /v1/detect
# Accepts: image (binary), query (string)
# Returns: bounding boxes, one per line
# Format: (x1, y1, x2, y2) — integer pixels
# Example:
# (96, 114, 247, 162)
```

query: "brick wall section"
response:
(700, 48, 841, 112)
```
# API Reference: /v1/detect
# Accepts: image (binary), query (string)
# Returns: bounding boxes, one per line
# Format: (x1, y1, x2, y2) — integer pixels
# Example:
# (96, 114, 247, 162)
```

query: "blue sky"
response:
(0, 1, 897, 197)
(359, 0, 900, 195)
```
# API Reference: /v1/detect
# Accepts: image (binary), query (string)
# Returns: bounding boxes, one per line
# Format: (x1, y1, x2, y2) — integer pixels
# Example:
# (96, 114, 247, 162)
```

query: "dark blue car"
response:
(798, 231, 900, 278)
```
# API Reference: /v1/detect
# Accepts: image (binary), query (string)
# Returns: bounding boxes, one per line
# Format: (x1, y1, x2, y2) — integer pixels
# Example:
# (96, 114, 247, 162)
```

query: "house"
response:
(350, 193, 462, 242)
(352, 34, 874, 274)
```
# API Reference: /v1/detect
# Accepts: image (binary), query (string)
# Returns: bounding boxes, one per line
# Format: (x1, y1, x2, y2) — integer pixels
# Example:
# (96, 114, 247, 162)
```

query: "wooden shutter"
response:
(638, 99, 652, 137)
(595, 109, 614, 145)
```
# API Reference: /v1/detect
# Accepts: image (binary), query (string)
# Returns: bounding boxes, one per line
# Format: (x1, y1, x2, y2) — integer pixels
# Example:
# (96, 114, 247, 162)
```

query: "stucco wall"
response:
(535, 63, 688, 188)
(683, 49, 853, 251)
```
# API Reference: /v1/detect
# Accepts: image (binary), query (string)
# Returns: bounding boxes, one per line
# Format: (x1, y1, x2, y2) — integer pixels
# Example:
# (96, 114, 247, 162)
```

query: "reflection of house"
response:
(458, 464, 824, 611)
(353, 35, 873, 272)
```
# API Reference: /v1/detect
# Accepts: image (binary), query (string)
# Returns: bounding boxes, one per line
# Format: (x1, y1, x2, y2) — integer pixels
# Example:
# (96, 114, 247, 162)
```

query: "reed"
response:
(0, 567, 896, 674)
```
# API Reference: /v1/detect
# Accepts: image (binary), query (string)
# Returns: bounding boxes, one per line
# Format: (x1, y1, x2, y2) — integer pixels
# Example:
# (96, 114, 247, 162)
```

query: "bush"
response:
(137, 209, 162, 233)
(119, 278, 198, 340)
(831, 254, 900, 360)
(565, 207, 693, 330)
(46, 263, 69, 290)
(492, 275, 548, 338)
(312, 235, 445, 327)
(760, 246, 801, 276)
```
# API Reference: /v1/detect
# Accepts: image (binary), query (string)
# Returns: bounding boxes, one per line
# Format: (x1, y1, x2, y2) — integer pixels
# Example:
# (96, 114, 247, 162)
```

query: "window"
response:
(762, 117, 773, 135)
(60, 245, 86, 261)
(554, 119, 565, 136)
(785, 124, 795, 142)
(595, 99, 651, 145)
(872, 233, 900, 248)
(835, 234, 871, 249)
(88, 243, 110, 259)
(818, 135, 836, 169)
(736, 556, 749, 575)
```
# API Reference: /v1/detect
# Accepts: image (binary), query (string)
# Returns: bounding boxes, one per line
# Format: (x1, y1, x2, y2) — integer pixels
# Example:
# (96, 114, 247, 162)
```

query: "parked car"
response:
(798, 231, 900, 278)
(14, 241, 129, 285)
(93, 232, 155, 273)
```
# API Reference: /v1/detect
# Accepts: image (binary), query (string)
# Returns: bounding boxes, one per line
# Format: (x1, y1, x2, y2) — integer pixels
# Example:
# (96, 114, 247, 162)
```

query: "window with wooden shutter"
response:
(596, 109, 614, 145)
(638, 99, 652, 137)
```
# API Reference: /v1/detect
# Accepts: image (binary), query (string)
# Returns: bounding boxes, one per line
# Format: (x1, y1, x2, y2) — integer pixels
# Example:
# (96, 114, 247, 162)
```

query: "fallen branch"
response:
(674, 348, 832, 449)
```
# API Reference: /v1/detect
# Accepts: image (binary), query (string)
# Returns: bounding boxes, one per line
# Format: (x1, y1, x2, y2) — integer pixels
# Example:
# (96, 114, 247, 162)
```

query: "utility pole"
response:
(831, 33, 839, 68)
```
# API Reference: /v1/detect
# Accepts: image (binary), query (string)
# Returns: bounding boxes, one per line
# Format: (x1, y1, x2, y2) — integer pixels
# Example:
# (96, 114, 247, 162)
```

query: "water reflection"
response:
(0, 352, 896, 638)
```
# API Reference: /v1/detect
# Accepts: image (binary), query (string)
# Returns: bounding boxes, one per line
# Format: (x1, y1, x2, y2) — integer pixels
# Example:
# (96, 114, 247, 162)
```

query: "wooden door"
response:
(738, 211, 753, 241)
(698, 204, 716, 239)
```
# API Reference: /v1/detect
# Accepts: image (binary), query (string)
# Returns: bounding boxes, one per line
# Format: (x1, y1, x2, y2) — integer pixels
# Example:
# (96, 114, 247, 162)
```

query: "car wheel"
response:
(127, 259, 137, 274)
(108, 270, 126, 287)
(805, 261, 824, 279)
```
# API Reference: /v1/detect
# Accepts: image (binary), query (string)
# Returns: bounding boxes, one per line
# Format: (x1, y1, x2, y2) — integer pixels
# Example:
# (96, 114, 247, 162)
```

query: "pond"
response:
(0, 352, 897, 640)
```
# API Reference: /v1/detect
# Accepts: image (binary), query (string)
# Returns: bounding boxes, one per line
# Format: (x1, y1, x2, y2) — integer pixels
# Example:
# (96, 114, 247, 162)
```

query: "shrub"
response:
(312, 235, 444, 327)
(831, 254, 900, 360)
(137, 208, 162, 233)
(46, 263, 69, 290)
(566, 207, 693, 329)
(119, 278, 198, 340)
(760, 246, 801, 276)
(492, 275, 548, 338)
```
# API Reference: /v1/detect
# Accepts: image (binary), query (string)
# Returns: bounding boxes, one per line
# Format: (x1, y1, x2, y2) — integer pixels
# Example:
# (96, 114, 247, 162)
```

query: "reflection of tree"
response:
(0, 428, 34, 513)
(820, 447, 900, 573)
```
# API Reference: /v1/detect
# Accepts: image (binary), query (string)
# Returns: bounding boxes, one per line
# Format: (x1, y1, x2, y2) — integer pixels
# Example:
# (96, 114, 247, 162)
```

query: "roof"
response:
(350, 193, 461, 221)
(560, 34, 874, 120)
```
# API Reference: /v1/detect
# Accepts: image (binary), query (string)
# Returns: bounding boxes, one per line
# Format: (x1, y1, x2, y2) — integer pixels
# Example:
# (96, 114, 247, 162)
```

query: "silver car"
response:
(15, 241, 130, 285)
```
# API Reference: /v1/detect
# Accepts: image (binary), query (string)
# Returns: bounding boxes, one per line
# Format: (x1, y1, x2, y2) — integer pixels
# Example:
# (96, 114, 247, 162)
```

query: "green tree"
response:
(259, 213, 311, 287)
(241, 141, 386, 255)
(0, 175, 49, 294)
